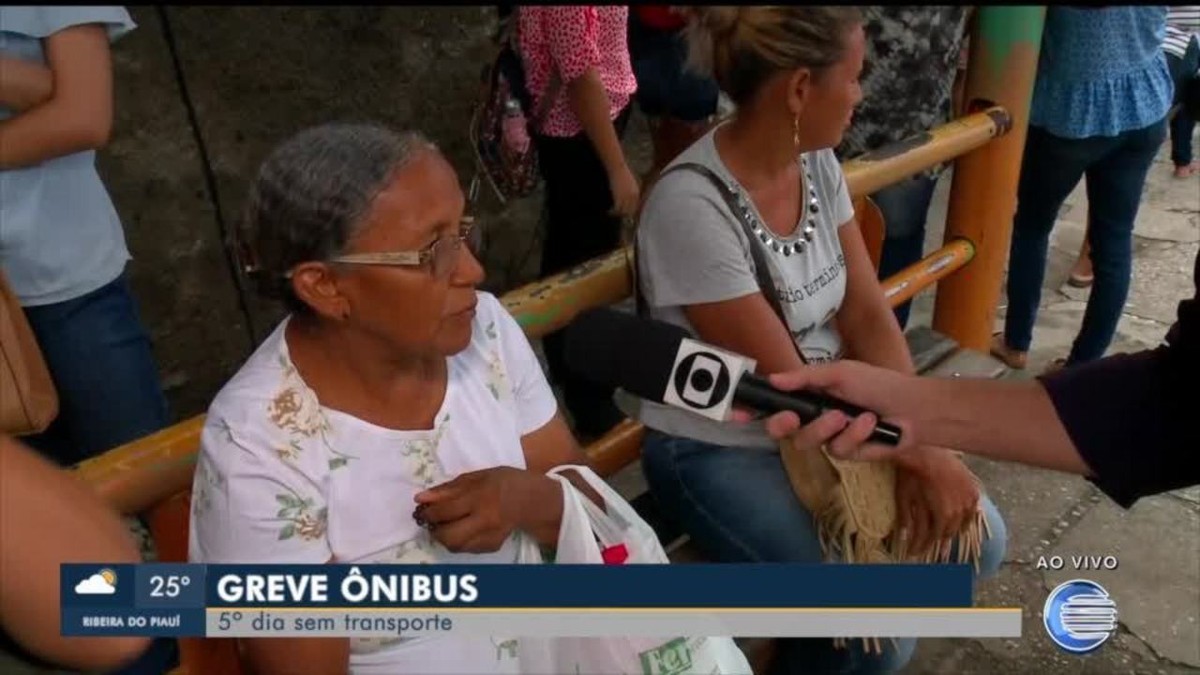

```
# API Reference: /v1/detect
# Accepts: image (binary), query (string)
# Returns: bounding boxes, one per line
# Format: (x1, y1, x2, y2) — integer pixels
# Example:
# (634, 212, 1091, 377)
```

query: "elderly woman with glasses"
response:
(188, 123, 596, 675)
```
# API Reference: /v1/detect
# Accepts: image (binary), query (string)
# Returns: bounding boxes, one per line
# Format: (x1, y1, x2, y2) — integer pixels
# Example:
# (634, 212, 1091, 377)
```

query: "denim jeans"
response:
(21, 272, 176, 674)
(22, 271, 170, 465)
(1167, 43, 1199, 167)
(870, 174, 939, 329)
(641, 430, 1008, 675)
(1003, 119, 1167, 364)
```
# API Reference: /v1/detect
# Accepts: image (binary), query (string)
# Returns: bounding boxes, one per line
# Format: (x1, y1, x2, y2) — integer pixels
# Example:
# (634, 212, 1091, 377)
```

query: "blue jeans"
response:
(871, 175, 939, 329)
(1167, 43, 1199, 167)
(1003, 119, 1167, 364)
(22, 272, 170, 465)
(642, 431, 1007, 675)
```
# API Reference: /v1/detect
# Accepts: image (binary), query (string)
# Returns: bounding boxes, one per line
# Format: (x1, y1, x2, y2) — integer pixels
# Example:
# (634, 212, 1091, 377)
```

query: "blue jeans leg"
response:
(21, 272, 170, 465)
(1167, 45, 1199, 167)
(1071, 119, 1167, 364)
(1170, 109, 1196, 167)
(870, 175, 939, 329)
(1003, 126, 1094, 352)
(641, 431, 1007, 674)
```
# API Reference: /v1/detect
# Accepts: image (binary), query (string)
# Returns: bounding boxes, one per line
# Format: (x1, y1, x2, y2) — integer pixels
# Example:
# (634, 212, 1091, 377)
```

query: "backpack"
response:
(468, 8, 562, 206)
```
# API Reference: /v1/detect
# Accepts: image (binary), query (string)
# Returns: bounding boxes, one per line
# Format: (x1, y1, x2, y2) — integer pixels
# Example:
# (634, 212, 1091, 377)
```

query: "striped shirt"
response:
(1163, 5, 1200, 58)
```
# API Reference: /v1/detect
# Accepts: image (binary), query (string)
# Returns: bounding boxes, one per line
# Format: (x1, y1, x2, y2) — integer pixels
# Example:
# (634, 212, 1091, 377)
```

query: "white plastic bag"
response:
(515, 465, 752, 675)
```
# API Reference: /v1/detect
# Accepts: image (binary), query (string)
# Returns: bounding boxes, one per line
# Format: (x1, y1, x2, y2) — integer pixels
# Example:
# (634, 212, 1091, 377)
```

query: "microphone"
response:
(563, 307, 902, 447)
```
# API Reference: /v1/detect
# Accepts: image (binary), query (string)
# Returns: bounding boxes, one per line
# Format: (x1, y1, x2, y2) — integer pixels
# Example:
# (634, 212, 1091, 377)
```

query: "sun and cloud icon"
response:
(74, 568, 118, 595)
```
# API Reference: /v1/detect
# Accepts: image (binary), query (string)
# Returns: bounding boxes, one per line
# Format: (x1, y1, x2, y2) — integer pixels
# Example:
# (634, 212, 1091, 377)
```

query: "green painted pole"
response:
(932, 6, 1046, 352)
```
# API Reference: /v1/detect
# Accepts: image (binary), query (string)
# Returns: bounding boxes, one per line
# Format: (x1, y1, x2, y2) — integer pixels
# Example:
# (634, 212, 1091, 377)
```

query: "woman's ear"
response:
(290, 263, 350, 320)
(786, 67, 813, 115)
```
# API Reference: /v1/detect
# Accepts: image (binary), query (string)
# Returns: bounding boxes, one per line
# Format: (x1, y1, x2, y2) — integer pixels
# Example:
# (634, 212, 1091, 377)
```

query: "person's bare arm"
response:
(0, 24, 114, 168)
(0, 435, 151, 671)
(0, 57, 54, 111)
(909, 376, 1088, 474)
(764, 363, 1089, 475)
(516, 411, 598, 545)
(540, 5, 639, 216)
(684, 293, 808, 376)
(834, 219, 914, 374)
(566, 69, 631, 185)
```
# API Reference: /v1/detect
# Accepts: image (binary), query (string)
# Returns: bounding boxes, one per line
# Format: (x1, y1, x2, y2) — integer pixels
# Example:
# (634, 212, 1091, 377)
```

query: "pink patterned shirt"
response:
(517, 5, 637, 138)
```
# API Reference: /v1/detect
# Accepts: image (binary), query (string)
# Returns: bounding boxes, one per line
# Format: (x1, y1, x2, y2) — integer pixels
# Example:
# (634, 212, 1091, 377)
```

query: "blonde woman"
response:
(634, 8, 1006, 673)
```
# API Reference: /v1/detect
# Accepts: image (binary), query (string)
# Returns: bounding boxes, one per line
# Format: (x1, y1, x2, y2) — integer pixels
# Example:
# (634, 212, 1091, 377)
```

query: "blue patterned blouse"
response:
(1031, 6, 1174, 139)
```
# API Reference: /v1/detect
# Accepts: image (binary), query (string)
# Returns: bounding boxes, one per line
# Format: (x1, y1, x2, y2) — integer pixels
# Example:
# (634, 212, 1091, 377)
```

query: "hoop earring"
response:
(793, 114, 801, 150)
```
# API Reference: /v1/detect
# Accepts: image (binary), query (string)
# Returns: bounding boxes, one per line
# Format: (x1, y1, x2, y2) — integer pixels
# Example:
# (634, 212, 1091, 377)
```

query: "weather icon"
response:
(75, 568, 118, 595)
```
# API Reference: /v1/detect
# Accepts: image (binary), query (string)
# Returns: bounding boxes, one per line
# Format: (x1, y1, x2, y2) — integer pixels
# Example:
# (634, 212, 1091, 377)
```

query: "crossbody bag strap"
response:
(635, 162, 807, 364)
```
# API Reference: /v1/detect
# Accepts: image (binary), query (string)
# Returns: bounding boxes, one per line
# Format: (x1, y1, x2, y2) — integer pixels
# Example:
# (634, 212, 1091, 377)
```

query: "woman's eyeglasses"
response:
(287, 217, 482, 281)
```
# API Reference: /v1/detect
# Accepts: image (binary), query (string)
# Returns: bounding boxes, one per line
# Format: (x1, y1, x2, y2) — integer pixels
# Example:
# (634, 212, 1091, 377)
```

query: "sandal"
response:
(989, 333, 1028, 370)
(1041, 358, 1068, 376)
(1067, 271, 1094, 288)
(1068, 250, 1093, 288)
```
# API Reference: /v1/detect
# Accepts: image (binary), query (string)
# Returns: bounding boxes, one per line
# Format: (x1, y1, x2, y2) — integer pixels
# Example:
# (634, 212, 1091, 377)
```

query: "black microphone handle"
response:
(734, 374, 903, 447)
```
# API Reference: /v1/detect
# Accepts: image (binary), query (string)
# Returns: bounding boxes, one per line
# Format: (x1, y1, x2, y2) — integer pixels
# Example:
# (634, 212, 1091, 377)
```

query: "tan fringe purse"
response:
(779, 435, 991, 654)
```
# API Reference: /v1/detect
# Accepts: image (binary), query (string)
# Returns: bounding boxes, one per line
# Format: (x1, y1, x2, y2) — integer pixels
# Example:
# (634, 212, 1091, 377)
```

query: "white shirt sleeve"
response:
(483, 294, 559, 436)
(0, 6, 136, 41)
(189, 415, 333, 564)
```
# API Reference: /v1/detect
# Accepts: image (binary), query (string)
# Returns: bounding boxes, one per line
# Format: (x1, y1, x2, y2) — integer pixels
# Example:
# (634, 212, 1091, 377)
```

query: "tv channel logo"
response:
(663, 338, 754, 422)
(1043, 579, 1118, 654)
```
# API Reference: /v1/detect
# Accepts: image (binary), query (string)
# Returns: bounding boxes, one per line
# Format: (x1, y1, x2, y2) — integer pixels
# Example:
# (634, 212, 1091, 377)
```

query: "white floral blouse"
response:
(188, 292, 558, 674)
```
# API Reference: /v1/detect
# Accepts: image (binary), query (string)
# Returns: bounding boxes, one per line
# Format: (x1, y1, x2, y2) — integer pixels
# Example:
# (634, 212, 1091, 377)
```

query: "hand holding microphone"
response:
(562, 308, 906, 448)
(760, 364, 922, 460)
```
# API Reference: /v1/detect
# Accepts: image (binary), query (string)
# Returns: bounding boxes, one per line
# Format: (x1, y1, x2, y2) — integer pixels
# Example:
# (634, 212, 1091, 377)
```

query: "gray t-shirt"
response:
(634, 128, 855, 449)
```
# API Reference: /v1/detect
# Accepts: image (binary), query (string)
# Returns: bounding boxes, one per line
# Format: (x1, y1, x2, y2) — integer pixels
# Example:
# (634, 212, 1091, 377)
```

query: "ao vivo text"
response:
(217, 568, 479, 604)
(1035, 555, 1120, 571)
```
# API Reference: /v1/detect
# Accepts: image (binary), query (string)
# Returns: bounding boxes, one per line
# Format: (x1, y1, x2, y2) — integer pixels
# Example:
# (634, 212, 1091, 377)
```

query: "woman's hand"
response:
(755, 362, 923, 461)
(895, 447, 980, 557)
(414, 467, 562, 553)
(608, 163, 641, 218)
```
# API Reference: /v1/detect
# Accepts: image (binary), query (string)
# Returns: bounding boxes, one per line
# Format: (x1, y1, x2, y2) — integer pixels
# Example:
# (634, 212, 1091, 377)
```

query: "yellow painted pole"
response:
(932, 7, 1046, 350)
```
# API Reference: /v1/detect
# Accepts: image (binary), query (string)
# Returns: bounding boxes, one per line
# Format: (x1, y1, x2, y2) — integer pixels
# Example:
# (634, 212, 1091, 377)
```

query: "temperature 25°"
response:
(149, 575, 192, 598)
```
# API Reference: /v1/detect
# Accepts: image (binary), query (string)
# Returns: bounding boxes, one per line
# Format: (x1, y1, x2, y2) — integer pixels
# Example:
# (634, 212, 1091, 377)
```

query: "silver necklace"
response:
(734, 154, 819, 258)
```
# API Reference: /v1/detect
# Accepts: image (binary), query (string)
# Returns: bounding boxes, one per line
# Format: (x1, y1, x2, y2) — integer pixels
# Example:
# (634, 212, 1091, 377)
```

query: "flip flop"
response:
(1067, 272, 1094, 288)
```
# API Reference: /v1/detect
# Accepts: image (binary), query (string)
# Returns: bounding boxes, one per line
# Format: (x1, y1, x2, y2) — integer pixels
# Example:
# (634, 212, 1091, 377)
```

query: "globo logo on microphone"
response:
(663, 338, 755, 422)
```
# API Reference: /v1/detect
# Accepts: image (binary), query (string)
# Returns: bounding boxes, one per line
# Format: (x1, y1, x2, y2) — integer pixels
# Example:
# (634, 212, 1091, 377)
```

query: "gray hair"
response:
(238, 122, 436, 315)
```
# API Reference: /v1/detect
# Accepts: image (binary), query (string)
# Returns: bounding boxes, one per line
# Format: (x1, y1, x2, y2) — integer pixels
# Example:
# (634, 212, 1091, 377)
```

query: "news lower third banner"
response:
(61, 564, 1021, 639)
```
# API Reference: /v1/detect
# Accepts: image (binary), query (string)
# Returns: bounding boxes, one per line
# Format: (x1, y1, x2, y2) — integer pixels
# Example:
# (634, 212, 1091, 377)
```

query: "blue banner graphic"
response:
(61, 563, 979, 638)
